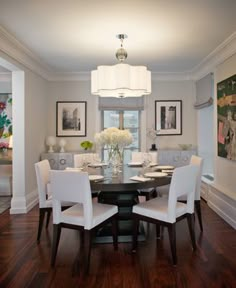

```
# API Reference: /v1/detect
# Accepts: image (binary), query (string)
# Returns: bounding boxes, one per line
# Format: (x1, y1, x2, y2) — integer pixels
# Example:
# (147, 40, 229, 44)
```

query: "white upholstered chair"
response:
(131, 151, 158, 200)
(157, 155, 204, 231)
(132, 164, 198, 265)
(35, 159, 53, 243)
(50, 170, 118, 272)
(74, 153, 99, 168)
(131, 151, 158, 164)
(35, 159, 73, 243)
(180, 155, 204, 231)
(74, 153, 101, 198)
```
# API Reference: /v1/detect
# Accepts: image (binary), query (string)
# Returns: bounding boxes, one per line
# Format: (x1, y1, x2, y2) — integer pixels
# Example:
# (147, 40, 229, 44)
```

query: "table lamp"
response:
(46, 136, 56, 153)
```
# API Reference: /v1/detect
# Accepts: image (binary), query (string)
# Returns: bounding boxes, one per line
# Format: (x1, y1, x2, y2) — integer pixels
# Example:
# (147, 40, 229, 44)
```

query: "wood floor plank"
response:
(0, 201, 235, 287)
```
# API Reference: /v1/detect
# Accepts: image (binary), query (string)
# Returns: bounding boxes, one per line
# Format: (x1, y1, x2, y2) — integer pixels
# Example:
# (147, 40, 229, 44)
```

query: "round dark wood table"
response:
(88, 164, 171, 243)
(90, 164, 171, 192)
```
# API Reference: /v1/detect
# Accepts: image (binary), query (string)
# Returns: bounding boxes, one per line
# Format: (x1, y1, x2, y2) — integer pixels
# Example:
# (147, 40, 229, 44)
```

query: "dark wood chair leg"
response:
(46, 210, 51, 229)
(156, 223, 161, 239)
(195, 200, 203, 231)
(37, 209, 45, 243)
(187, 213, 196, 250)
(51, 224, 61, 267)
(84, 230, 92, 274)
(167, 223, 177, 265)
(80, 229, 85, 247)
(111, 215, 118, 250)
(132, 215, 139, 252)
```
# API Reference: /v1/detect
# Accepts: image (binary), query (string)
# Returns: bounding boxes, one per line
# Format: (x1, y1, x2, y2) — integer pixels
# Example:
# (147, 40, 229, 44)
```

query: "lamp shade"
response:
(91, 63, 151, 97)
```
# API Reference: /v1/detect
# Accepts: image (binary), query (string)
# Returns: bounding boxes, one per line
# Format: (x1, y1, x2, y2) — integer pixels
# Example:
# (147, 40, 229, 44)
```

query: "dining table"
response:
(87, 164, 172, 243)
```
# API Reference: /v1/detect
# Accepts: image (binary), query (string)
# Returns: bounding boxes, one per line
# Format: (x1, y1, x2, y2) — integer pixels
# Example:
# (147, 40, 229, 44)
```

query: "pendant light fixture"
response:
(91, 34, 151, 98)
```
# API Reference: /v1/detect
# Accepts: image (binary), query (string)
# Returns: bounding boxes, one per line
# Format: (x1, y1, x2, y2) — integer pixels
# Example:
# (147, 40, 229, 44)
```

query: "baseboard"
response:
(10, 189, 38, 214)
(208, 185, 236, 229)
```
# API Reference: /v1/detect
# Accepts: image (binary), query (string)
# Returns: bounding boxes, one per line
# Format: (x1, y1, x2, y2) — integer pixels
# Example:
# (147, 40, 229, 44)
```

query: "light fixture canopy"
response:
(91, 34, 151, 98)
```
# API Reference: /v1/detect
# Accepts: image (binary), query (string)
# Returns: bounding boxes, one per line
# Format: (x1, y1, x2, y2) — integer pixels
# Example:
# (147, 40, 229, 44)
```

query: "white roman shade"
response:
(98, 96, 144, 110)
(194, 73, 213, 109)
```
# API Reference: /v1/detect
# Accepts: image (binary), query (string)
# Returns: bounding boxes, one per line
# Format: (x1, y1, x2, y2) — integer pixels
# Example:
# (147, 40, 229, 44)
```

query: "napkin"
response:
(65, 167, 82, 171)
(130, 175, 151, 182)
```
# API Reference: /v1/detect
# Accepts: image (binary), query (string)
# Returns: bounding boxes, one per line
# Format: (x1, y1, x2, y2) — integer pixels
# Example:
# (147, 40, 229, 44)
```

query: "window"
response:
(102, 110, 140, 163)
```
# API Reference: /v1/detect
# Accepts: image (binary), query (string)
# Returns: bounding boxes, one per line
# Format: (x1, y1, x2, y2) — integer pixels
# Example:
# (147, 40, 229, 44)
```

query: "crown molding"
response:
(0, 25, 235, 82)
(0, 26, 51, 79)
(191, 31, 236, 80)
(48, 72, 90, 81)
(151, 72, 192, 81)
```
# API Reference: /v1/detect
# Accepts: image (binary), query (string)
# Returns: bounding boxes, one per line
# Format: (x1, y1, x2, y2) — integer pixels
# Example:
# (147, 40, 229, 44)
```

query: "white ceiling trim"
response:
(191, 31, 236, 80)
(0, 26, 51, 79)
(0, 25, 235, 82)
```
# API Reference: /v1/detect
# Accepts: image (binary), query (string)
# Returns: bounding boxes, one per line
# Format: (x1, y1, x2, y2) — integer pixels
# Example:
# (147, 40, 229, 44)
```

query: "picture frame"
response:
(217, 74, 236, 160)
(155, 100, 182, 135)
(56, 101, 87, 137)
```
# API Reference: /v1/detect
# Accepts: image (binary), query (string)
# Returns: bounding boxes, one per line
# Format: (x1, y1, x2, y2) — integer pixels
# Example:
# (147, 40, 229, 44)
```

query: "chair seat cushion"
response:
(133, 198, 187, 223)
(61, 202, 118, 229)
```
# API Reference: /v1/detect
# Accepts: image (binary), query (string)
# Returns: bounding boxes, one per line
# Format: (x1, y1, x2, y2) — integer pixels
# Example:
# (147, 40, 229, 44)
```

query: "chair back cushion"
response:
(131, 152, 143, 162)
(131, 152, 157, 163)
(50, 170, 93, 226)
(74, 153, 99, 167)
(168, 165, 198, 222)
(190, 155, 204, 200)
(35, 159, 51, 208)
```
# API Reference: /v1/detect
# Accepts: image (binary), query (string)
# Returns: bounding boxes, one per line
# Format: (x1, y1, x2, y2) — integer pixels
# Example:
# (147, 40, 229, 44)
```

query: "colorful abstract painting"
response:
(217, 74, 236, 160)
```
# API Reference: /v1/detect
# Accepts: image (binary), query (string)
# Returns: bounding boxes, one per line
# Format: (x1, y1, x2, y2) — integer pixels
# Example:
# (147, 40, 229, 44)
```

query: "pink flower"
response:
(0, 142, 9, 149)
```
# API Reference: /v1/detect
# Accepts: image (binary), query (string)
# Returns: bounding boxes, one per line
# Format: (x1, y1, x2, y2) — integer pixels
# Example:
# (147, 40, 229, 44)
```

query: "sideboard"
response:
(41, 152, 75, 170)
(41, 149, 196, 170)
(157, 149, 197, 167)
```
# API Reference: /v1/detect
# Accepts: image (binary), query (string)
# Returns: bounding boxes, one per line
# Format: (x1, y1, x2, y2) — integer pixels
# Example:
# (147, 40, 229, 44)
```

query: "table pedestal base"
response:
(95, 190, 145, 243)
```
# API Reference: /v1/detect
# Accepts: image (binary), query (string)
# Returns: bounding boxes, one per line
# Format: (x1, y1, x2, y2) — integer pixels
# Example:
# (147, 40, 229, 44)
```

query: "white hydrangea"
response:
(95, 127, 133, 149)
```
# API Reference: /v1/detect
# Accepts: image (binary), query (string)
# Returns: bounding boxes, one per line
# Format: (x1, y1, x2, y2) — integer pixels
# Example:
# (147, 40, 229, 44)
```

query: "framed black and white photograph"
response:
(155, 100, 182, 135)
(56, 101, 87, 137)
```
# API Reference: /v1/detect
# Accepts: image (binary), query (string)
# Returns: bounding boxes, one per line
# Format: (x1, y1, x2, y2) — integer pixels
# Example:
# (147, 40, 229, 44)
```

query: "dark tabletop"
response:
(89, 165, 171, 192)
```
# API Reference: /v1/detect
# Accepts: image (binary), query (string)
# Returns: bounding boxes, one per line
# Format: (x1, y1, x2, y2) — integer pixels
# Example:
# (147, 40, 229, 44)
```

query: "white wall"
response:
(24, 70, 48, 198)
(46, 79, 197, 152)
(47, 80, 99, 152)
(145, 80, 197, 150)
(197, 105, 214, 175)
(0, 78, 11, 92)
(0, 51, 49, 213)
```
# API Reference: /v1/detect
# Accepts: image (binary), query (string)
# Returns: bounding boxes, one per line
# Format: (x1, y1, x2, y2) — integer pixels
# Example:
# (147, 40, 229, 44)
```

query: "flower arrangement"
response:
(0, 142, 9, 150)
(95, 127, 133, 161)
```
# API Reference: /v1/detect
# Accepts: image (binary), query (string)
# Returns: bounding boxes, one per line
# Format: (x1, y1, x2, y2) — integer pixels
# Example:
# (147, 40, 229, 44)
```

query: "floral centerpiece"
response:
(0, 142, 9, 152)
(95, 127, 133, 164)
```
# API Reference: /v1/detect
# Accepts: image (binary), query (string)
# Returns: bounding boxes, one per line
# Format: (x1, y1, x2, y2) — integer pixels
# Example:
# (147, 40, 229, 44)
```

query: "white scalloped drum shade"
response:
(91, 63, 151, 97)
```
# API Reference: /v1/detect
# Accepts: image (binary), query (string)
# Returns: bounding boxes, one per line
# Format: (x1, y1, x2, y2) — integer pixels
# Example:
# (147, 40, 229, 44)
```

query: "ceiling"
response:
(0, 0, 236, 74)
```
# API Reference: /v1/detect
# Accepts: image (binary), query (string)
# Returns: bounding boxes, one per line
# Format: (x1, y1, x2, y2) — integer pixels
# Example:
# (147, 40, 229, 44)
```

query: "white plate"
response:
(144, 172, 168, 178)
(88, 163, 107, 167)
(163, 169, 174, 173)
(156, 165, 174, 170)
(89, 175, 104, 181)
(128, 162, 143, 166)
(149, 162, 158, 167)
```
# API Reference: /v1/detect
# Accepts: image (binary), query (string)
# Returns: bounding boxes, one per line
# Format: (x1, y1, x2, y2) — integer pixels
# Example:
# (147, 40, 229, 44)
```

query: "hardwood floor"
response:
(0, 200, 235, 288)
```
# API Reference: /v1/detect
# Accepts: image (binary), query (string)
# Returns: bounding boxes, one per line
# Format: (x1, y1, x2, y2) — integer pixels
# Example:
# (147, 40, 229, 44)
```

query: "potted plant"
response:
(80, 140, 93, 151)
